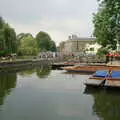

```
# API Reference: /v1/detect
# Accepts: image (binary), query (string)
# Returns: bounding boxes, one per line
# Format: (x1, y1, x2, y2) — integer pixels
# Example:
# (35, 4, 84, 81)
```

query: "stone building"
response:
(59, 35, 96, 55)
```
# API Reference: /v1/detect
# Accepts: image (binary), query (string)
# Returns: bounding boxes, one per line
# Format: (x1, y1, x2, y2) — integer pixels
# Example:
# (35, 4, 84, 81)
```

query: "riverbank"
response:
(0, 58, 56, 72)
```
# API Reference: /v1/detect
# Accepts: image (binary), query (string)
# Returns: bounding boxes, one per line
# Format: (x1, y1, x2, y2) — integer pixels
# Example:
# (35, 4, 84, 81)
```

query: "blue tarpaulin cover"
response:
(93, 70, 120, 78)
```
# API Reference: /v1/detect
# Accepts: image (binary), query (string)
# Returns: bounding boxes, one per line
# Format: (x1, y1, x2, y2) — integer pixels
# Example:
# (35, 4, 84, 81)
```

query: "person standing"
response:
(107, 68, 112, 78)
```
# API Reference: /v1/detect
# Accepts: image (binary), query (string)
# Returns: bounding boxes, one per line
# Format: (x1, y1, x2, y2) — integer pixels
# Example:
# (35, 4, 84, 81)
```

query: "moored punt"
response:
(85, 70, 120, 89)
(85, 78, 120, 89)
(105, 80, 120, 89)
(85, 77, 106, 88)
(61, 64, 120, 73)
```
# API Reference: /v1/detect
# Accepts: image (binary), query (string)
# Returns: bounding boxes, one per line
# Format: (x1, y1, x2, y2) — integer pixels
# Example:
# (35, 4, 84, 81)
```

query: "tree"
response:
(4, 24, 17, 54)
(93, 0, 120, 50)
(97, 47, 109, 56)
(17, 33, 33, 44)
(18, 33, 38, 55)
(36, 31, 57, 52)
(0, 17, 17, 56)
(0, 17, 4, 29)
(50, 40, 57, 52)
(0, 17, 5, 55)
(97, 47, 109, 63)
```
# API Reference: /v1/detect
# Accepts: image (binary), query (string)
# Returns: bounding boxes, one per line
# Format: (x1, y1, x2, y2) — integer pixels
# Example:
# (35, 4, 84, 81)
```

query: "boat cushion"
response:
(93, 70, 107, 78)
(93, 70, 120, 78)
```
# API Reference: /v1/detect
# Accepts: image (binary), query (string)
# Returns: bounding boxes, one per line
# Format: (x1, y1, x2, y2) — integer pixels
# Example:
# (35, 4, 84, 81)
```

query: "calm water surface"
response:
(0, 66, 120, 120)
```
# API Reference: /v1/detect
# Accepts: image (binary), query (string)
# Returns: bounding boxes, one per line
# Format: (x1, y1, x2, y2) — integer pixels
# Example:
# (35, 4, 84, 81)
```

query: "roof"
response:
(68, 37, 96, 41)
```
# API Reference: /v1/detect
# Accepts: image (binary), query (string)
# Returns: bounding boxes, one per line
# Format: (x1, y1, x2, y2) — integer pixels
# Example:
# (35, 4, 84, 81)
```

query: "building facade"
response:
(59, 35, 96, 55)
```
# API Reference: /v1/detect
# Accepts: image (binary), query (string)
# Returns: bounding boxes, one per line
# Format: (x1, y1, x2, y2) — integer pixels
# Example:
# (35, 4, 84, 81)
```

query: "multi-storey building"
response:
(59, 35, 96, 55)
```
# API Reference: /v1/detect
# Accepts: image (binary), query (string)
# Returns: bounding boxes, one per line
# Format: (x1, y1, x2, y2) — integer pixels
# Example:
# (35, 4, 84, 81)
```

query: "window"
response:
(90, 48, 94, 51)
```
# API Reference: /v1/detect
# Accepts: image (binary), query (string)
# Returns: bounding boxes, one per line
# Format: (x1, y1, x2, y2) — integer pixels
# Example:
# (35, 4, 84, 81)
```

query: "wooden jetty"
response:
(52, 62, 75, 69)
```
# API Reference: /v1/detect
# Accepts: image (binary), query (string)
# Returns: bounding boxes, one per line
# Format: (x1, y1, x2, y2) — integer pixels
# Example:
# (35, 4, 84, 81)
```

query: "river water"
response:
(0, 66, 120, 120)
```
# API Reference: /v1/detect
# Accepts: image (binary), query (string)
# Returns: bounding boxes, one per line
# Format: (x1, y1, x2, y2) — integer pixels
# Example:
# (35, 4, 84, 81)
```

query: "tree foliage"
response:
(18, 33, 38, 55)
(97, 47, 109, 56)
(50, 40, 57, 52)
(0, 17, 17, 56)
(36, 31, 57, 52)
(93, 0, 120, 50)
(4, 24, 17, 53)
(0, 17, 57, 57)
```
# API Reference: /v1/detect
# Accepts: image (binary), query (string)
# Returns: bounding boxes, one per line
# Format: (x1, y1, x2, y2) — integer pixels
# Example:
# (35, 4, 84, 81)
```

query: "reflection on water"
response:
(0, 66, 51, 107)
(84, 87, 120, 120)
(0, 67, 120, 120)
(18, 66, 51, 78)
(0, 72, 17, 106)
(18, 68, 36, 76)
(36, 66, 51, 78)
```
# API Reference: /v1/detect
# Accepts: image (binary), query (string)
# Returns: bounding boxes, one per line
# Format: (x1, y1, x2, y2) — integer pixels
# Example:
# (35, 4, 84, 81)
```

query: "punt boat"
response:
(85, 70, 120, 89)
(61, 64, 120, 73)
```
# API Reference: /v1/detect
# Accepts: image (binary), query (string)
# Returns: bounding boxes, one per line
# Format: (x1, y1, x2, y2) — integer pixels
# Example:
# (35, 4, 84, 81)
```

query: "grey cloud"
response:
(0, 0, 98, 23)
(0, 0, 98, 44)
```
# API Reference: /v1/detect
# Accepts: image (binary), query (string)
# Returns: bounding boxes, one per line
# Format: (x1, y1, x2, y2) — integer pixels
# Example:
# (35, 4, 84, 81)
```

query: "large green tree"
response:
(93, 0, 120, 50)
(36, 31, 57, 52)
(0, 17, 5, 55)
(0, 17, 17, 56)
(4, 24, 17, 53)
(18, 33, 38, 55)
(17, 33, 33, 44)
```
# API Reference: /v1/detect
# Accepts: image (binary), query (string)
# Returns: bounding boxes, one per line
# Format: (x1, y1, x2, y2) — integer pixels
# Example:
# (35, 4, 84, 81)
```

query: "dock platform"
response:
(52, 62, 74, 69)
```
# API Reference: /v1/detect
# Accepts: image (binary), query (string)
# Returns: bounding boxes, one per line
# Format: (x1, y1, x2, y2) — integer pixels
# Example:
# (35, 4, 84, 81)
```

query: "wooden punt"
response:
(105, 79, 120, 89)
(85, 77, 106, 88)
(61, 65, 120, 73)
(85, 71, 120, 89)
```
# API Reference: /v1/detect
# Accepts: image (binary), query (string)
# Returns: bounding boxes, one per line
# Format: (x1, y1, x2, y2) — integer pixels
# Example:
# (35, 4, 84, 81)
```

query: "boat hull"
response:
(62, 65, 120, 73)
(85, 70, 120, 89)
(85, 77, 120, 89)
(66, 69, 94, 74)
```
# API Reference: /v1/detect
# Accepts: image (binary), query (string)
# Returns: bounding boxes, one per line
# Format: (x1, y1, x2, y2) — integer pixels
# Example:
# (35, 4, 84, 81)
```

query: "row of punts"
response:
(61, 64, 120, 89)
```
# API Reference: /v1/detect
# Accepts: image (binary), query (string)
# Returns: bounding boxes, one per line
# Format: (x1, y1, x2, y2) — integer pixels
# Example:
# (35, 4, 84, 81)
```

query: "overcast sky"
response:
(0, 0, 98, 45)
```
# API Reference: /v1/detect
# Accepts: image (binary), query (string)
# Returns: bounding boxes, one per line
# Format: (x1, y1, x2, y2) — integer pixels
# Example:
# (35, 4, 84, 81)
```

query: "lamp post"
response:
(76, 40, 79, 61)
(116, 39, 119, 52)
(77, 39, 79, 52)
(116, 13, 120, 52)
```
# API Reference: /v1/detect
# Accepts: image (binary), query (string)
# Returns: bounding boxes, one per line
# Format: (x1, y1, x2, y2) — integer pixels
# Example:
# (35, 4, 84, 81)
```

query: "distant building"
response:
(59, 34, 96, 55)
(59, 41, 66, 53)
